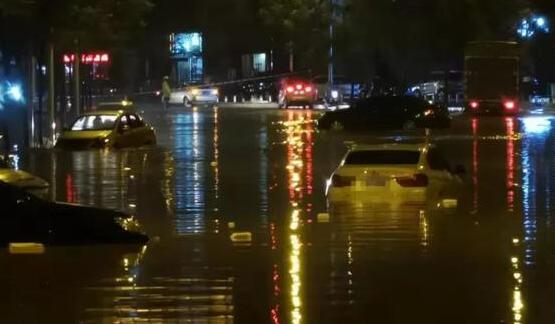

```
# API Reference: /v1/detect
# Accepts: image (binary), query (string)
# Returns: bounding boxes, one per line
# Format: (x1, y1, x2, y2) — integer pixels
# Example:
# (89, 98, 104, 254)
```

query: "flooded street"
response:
(3, 104, 555, 323)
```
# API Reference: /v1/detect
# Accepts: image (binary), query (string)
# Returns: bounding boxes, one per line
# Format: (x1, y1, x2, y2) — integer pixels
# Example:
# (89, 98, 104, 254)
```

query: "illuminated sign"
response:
(170, 32, 203, 58)
(63, 53, 110, 64)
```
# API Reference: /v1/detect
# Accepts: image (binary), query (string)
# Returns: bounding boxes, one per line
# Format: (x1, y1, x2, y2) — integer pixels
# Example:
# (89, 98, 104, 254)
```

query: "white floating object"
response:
(230, 232, 252, 243)
(317, 213, 330, 223)
(9, 243, 45, 255)
(441, 199, 458, 209)
(228, 222, 236, 229)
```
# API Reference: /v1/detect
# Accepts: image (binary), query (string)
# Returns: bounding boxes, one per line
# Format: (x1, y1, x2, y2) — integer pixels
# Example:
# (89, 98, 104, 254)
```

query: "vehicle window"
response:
(127, 114, 140, 129)
(118, 115, 130, 130)
(71, 115, 118, 131)
(132, 114, 145, 128)
(345, 150, 421, 165)
(427, 148, 451, 171)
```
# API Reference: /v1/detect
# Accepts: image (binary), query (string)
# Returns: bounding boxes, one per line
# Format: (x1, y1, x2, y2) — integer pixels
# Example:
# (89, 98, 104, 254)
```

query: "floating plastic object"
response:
(9, 243, 45, 254)
(317, 213, 330, 223)
(230, 232, 252, 243)
(228, 222, 236, 229)
(441, 199, 458, 209)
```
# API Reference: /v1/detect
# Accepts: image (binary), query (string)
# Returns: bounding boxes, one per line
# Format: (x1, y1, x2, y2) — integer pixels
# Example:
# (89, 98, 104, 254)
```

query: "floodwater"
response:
(2, 104, 555, 323)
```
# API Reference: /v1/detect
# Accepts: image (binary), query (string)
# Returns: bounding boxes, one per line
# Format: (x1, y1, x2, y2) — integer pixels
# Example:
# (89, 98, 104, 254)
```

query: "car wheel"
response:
(183, 97, 191, 107)
(331, 121, 344, 131)
(402, 120, 416, 130)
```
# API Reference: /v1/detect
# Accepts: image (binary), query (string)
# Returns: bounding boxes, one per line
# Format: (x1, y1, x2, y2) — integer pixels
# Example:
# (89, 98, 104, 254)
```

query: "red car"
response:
(278, 79, 317, 109)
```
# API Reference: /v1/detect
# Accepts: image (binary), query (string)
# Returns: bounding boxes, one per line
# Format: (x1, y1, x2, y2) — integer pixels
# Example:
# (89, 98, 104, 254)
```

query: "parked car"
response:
(169, 83, 219, 106)
(0, 158, 49, 197)
(55, 110, 156, 150)
(0, 181, 148, 246)
(278, 78, 317, 109)
(326, 143, 464, 206)
(317, 96, 451, 131)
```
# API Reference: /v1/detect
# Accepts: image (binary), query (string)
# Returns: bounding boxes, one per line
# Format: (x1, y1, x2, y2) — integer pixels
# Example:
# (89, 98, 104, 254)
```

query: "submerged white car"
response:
(326, 143, 464, 206)
(168, 84, 219, 106)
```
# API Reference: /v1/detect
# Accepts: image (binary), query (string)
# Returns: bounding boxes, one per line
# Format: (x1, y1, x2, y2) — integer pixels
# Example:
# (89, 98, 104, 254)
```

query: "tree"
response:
(337, 0, 528, 85)
(259, 0, 331, 72)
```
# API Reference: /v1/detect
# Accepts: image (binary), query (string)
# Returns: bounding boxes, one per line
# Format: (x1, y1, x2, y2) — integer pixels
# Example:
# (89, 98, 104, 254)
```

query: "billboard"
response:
(170, 32, 203, 58)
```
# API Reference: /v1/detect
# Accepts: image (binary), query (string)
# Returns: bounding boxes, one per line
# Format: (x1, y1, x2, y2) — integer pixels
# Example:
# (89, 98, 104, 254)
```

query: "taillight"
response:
(470, 101, 479, 109)
(287, 86, 294, 93)
(296, 84, 303, 90)
(332, 174, 354, 187)
(504, 100, 516, 110)
(305, 86, 312, 93)
(395, 173, 429, 187)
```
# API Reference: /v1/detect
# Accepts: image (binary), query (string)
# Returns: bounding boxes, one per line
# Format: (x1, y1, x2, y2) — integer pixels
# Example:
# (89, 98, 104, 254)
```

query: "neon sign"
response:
(63, 53, 110, 64)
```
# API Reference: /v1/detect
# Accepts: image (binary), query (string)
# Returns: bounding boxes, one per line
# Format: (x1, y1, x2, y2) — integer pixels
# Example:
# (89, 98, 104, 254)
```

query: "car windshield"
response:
(71, 115, 118, 131)
(345, 150, 421, 165)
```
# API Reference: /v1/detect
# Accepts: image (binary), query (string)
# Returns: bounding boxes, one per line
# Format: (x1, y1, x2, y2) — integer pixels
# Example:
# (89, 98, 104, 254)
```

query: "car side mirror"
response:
(453, 164, 466, 176)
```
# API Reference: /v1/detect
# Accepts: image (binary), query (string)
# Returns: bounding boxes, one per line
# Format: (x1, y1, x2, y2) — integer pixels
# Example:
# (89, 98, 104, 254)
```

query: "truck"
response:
(464, 41, 520, 115)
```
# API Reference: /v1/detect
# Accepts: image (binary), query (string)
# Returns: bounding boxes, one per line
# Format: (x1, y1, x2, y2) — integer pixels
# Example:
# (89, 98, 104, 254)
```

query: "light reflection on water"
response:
(8, 110, 555, 323)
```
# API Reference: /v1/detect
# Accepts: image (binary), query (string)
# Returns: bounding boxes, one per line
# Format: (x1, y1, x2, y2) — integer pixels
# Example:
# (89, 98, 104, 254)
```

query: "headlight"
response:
(211, 89, 219, 96)
(331, 90, 339, 99)
(191, 89, 200, 95)
(116, 216, 143, 233)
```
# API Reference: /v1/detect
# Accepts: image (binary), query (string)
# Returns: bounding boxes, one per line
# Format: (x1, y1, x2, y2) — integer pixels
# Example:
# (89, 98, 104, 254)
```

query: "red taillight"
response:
(332, 174, 354, 187)
(287, 86, 294, 93)
(305, 86, 312, 93)
(296, 84, 303, 90)
(470, 101, 479, 109)
(504, 100, 516, 110)
(395, 173, 429, 187)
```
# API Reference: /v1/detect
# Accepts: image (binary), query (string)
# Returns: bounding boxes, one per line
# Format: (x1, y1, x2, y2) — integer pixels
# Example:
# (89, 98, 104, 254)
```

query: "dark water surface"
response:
(2, 106, 555, 324)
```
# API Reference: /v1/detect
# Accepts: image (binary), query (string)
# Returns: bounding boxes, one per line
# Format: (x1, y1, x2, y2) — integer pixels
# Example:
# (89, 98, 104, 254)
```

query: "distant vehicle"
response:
(278, 78, 317, 109)
(168, 83, 219, 106)
(317, 96, 451, 131)
(464, 41, 520, 115)
(55, 110, 156, 150)
(326, 143, 464, 205)
(0, 158, 49, 197)
(0, 181, 148, 246)
(312, 75, 361, 106)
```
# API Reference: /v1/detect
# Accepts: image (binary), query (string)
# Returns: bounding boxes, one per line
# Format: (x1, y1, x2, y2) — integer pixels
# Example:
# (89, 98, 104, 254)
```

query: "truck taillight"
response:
(470, 101, 479, 109)
(332, 174, 354, 187)
(305, 86, 312, 93)
(395, 174, 429, 187)
(287, 86, 294, 93)
(504, 100, 516, 110)
(296, 84, 303, 90)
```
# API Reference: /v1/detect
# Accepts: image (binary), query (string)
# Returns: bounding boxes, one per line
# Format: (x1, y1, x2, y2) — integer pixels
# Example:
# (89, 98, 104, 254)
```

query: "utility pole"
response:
(73, 37, 80, 116)
(328, 0, 335, 89)
(47, 41, 55, 146)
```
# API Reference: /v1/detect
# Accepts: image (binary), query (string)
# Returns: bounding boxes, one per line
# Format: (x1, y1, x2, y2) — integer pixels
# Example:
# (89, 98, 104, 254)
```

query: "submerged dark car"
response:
(317, 96, 451, 131)
(0, 181, 148, 246)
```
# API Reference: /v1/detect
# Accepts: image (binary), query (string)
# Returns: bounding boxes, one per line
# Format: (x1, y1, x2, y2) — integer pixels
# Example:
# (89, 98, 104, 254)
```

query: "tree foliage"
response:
(337, 0, 529, 83)
(258, 0, 331, 72)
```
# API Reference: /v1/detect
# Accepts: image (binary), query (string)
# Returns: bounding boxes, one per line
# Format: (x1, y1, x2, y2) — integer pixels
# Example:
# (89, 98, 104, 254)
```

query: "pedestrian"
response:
(161, 76, 171, 109)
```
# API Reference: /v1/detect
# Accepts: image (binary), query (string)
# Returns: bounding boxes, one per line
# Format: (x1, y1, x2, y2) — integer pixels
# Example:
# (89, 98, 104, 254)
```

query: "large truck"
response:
(464, 41, 520, 115)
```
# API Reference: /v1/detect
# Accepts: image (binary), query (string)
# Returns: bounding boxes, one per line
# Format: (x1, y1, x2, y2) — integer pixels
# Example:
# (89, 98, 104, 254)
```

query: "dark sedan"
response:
(317, 96, 451, 131)
(0, 181, 148, 246)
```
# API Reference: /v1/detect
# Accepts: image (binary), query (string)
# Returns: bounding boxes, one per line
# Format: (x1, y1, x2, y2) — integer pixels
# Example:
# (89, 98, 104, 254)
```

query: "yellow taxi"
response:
(55, 109, 156, 150)
(0, 158, 49, 197)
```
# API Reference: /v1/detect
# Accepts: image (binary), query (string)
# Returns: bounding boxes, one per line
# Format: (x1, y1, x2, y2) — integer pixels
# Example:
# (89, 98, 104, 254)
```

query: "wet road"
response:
(2, 104, 555, 323)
